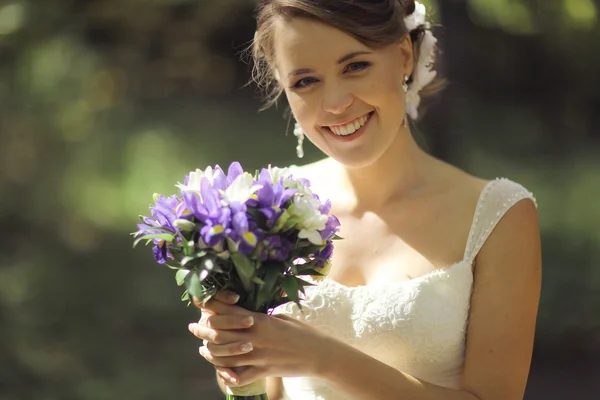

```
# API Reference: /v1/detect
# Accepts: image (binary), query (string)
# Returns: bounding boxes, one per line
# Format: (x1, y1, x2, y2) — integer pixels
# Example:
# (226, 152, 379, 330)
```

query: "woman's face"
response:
(273, 17, 413, 168)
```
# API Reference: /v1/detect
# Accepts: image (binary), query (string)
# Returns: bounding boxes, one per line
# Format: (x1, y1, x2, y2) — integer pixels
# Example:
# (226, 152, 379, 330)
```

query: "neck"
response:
(339, 128, 437, 209)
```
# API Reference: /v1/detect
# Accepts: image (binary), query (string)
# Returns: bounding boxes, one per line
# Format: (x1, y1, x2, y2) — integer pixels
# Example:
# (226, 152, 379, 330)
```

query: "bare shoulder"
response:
(460, 177, 541, 398)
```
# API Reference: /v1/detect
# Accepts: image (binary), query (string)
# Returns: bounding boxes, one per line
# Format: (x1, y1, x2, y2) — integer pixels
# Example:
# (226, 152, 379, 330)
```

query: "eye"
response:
(291, 76, 319, 89)
(344, 61, 371, 73)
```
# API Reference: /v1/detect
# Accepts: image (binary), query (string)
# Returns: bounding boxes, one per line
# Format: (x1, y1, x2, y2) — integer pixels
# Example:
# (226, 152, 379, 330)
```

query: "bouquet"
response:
(133, 162, 340, 400)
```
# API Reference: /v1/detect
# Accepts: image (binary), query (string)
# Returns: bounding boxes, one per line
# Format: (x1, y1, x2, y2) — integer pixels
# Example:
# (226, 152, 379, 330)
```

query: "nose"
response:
(321, 83, 353, 115)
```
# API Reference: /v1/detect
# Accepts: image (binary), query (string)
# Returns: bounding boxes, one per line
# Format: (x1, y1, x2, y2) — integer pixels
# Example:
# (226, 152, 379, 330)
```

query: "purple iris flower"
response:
(181, 177, 232, 247)
(226, 162, 244, 185)
(314, 241, 334, 267)
(259, 236, 294, 262)
(319, 199, 332, 215)
(226, 201, 261, 256)
(150, 194, 183, 232)
(255, 170, 297, 228)
(211, 165, 229, 191)
(320, 214, 341, 241)
(153, 241, 168, 264)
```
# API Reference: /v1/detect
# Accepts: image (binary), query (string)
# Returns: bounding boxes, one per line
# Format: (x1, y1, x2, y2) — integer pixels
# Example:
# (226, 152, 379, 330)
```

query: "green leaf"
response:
(231, 252, 255, 291)
(281, 217, 299, 232)
(295, 268, 322, 276)
(252, 276, 265, 285)
(296, 277, 314, 295)
(175, 269, 190, 286)
(282, 275, 301, 307)
(331, 234, 344, 240)
(132, 225, 175, 235)
(132, 233, 175, 248)
(268, 297, 291, 310)
(270, 209, 289, 232)
(180, 251, 208, 268)
(184, 271, 206, 299)
(256, 268, 281, 310)
(179, 233, 192, 257)
(180, 289, 189, 302)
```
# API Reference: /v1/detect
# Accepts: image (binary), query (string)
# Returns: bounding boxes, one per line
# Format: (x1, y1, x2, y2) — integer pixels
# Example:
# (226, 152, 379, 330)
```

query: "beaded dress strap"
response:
(463, 178, 537, 265)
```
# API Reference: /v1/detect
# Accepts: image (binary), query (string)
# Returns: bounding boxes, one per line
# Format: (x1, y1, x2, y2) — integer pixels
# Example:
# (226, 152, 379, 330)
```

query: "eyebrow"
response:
(287, 51, 373, 78)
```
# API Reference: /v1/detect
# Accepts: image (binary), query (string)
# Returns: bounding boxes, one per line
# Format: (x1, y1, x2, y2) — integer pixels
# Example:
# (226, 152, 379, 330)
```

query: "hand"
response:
(188, 292, 331, 387)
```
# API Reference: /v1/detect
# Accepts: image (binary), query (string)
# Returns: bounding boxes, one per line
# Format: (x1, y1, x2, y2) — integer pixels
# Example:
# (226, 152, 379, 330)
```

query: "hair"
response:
(249, 0, 444, 112)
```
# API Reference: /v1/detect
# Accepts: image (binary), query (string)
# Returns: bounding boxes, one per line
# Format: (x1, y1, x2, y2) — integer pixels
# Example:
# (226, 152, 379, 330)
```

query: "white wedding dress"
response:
(274, 178, 537, 399)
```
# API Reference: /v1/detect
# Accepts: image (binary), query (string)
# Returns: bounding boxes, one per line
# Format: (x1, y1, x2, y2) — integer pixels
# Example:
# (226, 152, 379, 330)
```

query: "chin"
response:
(327, 147, 388, 169)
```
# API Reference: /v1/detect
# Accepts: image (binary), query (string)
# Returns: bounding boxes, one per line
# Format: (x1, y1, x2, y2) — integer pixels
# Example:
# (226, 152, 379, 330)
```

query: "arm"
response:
(317, 199, 541, 400)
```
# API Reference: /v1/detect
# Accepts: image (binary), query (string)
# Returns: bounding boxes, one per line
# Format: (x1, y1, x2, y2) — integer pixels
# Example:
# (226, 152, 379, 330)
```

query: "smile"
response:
(327, 112, 372, 136)
(322, 111, 374, 143)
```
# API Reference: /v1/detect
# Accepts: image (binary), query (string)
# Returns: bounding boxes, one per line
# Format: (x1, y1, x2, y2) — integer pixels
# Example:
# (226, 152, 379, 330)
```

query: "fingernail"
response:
(228, 293, 240, 304)
(188, 323, 195, 333)
(241, 342, 253, 352)
(242, 316, 254, 327)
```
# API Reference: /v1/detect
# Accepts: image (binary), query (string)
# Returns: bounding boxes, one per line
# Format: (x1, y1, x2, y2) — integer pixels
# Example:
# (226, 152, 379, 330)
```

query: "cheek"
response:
(354, 70, 405, 109)
(286, 92, 317, 126)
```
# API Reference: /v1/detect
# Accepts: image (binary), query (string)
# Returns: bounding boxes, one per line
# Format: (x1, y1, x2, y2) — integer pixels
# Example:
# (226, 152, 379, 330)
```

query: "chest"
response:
(327, 199, 474, 287)
(278, 266, 473, 369)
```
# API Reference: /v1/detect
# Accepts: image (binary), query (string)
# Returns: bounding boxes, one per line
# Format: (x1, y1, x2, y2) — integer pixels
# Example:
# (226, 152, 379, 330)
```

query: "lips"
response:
(324, 112, 373, 136)
(322, 111, 374, 142)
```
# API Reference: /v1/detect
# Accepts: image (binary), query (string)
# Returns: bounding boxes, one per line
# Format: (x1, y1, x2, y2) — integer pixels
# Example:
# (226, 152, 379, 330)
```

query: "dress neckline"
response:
(320, 178, 501, 291)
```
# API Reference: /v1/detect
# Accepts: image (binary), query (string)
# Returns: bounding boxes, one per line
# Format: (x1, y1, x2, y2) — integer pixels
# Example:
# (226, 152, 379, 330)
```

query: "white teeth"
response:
(330, 113, 370, 136)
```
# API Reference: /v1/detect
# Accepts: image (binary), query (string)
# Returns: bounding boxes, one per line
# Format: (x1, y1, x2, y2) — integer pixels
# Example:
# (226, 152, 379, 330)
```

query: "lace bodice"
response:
(274, 178, 537, 399)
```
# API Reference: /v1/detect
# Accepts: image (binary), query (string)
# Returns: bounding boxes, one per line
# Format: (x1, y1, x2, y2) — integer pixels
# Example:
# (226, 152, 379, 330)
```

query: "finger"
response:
(192, 291, 239, 311)
(233, 366, 268, 387)
(188, 323, 241, 345)
(206, 314, 255, 330)
(213, 291, 240, 305)
(192, 296, 213, 310)
(205, 341, 254, 357)
(199, 346, 251, 368)
(216, 367, 240, 385)
(196, 297, 247, 316)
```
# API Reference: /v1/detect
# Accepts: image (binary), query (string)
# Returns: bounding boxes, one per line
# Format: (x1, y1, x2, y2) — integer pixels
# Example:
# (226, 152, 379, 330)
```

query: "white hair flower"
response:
(404, 1, 428, 31)
(403, 2, 438, 120)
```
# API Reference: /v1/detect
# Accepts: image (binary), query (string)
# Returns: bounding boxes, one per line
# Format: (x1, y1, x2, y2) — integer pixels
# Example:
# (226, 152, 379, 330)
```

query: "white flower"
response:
(267, 165, 294, 185)
(289, 196, 328, 245)
(404, 1, 427, 31)
(221, 172, 262, 205)
(405, 89, 421, 120)
(269, 165, 316, 199)
(177, 166, 222, 193)
(403, 3, 438, 120)
(298, 229, 324, 246)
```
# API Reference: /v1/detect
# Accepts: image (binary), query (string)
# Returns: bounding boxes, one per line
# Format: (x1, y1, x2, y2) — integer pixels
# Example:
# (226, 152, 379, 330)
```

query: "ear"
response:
(396, 34, 414, 77)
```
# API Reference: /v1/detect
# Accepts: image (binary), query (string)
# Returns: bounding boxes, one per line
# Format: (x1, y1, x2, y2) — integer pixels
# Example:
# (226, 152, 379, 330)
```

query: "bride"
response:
(188, 1, 542, 399)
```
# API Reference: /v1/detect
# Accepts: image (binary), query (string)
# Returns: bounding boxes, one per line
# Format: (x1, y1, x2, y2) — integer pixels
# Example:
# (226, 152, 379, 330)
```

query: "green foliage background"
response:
(0, 0, 598, 399)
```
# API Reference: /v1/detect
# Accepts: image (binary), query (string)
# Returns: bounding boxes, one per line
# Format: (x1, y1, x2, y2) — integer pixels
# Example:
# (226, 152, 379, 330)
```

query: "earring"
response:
(403, 75, 409, 127)
(402, 75, 409, 94)
(293, 121, 305, 158)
